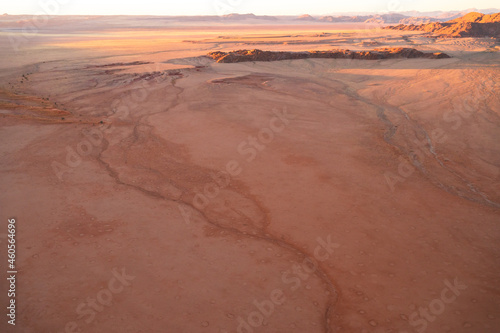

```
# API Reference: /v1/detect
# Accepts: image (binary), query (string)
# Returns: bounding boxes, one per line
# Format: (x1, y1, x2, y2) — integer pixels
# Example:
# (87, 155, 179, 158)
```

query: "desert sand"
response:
(0, 15, 499, 333)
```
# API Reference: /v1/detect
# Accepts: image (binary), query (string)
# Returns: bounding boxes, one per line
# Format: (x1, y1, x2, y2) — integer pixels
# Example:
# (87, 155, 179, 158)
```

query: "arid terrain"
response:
(0, 13, 499, 333)
(386, 11, 500, 37)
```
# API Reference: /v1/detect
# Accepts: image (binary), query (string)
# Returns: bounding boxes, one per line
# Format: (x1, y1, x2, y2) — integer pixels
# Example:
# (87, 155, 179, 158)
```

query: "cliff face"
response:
(206, 48, 450, 63)
(385, 12, 500, 37)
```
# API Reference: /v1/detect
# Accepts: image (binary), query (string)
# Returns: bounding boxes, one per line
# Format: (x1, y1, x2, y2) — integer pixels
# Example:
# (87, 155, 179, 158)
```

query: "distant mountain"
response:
(218, 11, 500, 24)
(364, 14, 408, 24)
(296, 8, 500, 25)
(384, 12, 500, 37)
(297, 14, 316, 21)
(304, 14, 402, 23)
(318, 15, 371, 22)
(222, 13, 278, 20)
(399, 17, 441, 25)
(295, 12, 495, 25)
(448, 12, 500, 23)
(3, 10, 499, 26)
(397, 8, 499, 18)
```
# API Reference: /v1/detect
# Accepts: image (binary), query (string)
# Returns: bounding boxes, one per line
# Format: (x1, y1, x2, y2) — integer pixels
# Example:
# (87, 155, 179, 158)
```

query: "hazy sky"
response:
(3, 0, 498, 16)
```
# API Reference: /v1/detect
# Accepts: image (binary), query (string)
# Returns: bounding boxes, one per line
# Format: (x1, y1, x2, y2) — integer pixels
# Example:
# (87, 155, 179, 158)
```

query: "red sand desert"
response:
(0, 12, 499, 333)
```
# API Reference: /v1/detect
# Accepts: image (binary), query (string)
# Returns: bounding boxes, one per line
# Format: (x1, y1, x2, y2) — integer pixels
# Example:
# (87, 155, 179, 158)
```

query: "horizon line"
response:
(1, 8, 499, 17)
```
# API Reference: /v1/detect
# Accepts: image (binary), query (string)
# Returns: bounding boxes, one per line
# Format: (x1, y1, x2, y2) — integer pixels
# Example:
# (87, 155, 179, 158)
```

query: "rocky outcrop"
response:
(206, 48, 450, 63)
(399, 16, 441, 25)
(448, 12, 500, 23)
(385, 12, 500, 37)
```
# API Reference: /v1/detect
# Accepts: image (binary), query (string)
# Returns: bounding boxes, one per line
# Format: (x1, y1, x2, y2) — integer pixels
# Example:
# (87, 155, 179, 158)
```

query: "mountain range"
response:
(213, 9, 500, 24)
(385, 12, 500, 37)
(2, 9, 499, 26)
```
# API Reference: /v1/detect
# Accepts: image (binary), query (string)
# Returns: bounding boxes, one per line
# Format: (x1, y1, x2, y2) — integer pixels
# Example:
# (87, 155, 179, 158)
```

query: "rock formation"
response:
(206, 48, 450, 63)
(385, 12, 500, 37)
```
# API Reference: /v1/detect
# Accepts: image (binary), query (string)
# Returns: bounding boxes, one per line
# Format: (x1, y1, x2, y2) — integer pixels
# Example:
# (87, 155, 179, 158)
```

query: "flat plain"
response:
(0, 15, 499, 333)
